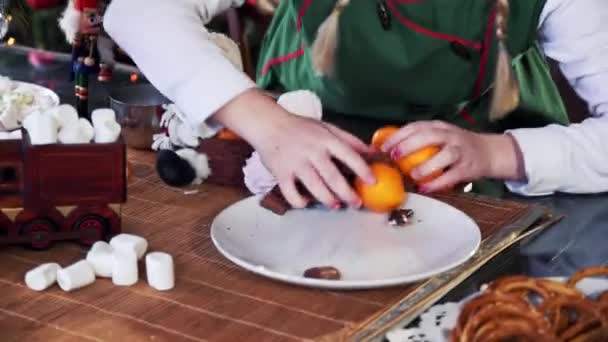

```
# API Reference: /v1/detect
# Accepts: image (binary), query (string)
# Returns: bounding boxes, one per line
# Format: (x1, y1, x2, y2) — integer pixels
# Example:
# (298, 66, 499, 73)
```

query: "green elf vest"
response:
(255, 0, 569, 196)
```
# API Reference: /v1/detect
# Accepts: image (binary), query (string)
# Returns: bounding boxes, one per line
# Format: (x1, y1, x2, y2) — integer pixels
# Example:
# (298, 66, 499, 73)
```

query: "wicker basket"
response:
(196, 137, 254, 188)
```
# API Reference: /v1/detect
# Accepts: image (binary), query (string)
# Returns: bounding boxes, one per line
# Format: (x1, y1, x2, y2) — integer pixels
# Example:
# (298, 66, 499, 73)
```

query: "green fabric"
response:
(256, 0, 569, 196)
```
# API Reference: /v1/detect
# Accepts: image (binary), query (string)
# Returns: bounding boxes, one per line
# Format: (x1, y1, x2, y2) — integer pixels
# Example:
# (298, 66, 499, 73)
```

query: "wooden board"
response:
(0, 150, 556, 342)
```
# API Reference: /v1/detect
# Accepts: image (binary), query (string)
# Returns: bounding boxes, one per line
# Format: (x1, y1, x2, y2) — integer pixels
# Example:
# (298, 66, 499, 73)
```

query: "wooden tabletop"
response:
(0, 150, 417, 342)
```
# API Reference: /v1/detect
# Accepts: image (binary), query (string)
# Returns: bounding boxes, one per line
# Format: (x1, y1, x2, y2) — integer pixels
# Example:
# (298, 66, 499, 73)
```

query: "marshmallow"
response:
(94, 120, 121, 143)
(50, 104, 78, 130)
(58, 120, 89, 144)
(175, 148, 211, 185)
(56, 260, 96, 292)
(112, 249, 138, 286)
(243, 151, 276, 195)
(91, 108, 116, 128)
(23, 111, 58, 145)
(79, 118, 94, 142)
(145, 252, 175, 291)
(110, 234, 148, 260)
(86, 241, 114, 278)
(0, 101, 20, 131)
(25, 263, 60, 291)
(0, 130, 22, 140)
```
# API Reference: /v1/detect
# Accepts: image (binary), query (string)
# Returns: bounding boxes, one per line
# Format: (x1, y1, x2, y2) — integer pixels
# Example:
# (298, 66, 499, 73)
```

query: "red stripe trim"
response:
(386, 0, 482, 50)
(474, 7, 496, 96)
(260, 47, 305, 76)
(297, 0, 314, 31)
(459, 109, 476, 125)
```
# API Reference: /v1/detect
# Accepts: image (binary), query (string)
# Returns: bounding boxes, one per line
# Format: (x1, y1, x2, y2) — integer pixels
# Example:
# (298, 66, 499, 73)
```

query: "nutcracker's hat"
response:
(75, 0, 98, 11)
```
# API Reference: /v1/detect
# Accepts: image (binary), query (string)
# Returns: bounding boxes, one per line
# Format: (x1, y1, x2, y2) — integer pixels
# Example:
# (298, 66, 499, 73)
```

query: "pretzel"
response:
(567, 266, 608, 288)
(538, 296, 606, 337)
(451, 266, 608, 341)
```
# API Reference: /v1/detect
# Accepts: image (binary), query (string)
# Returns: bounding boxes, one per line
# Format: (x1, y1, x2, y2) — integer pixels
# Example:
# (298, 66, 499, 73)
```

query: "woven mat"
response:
(0, 150, 556, 342)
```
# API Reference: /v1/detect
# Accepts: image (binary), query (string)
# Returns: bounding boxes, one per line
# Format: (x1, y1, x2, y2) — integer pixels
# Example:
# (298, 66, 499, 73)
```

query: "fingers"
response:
(391, 128, 450, 160)
(313, 156, 362, 208)
(325, 124, 373, 154)
(296, 164, 339, 208)
(382, 121, 450, 152)
(278, 176, 308, 209)
(327, 141, 376, 185)
(411, 146, 459, 181)
(419, 167, 466, 193)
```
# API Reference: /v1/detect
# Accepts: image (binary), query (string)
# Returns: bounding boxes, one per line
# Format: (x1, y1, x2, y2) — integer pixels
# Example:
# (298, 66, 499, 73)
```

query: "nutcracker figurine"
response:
(59, 0, 115, 118)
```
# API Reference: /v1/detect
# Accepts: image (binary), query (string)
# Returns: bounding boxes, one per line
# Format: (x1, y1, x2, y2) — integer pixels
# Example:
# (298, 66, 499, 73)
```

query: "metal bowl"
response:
(109, 84, 170, 150)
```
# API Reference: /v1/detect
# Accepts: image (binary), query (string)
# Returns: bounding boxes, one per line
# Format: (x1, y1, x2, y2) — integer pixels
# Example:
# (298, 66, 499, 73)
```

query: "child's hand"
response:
(381, 121, 525, 192)
(255, 114, 376, 209)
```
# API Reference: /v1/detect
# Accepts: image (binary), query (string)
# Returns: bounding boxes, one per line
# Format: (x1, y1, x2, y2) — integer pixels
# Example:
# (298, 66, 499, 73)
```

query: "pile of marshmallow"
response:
(0, 76, 57, 131)
(23, 104, 122, 145)
(24, 234, 174, 293)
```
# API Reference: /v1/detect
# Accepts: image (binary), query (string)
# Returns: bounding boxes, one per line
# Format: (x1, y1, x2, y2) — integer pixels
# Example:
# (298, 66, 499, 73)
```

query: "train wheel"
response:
(74, 215, 108, 246)
(22, 219, 56, 250)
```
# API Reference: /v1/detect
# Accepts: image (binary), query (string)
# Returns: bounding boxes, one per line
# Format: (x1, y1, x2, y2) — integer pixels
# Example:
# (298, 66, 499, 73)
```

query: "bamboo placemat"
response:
(0, 150, 558, 342)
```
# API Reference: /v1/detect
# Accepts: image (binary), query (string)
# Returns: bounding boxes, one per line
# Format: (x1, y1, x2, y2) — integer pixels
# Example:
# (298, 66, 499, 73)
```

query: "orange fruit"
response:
(216, 128, 241, 141)
(371, 126, 399, 150)
(354, 163, 407, 213)
(396, 145, 440, 176)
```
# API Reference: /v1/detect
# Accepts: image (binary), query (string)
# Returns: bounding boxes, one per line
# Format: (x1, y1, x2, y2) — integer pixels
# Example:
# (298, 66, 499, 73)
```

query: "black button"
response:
(450, 41, 472, 61)
(377, 0, 391, 31)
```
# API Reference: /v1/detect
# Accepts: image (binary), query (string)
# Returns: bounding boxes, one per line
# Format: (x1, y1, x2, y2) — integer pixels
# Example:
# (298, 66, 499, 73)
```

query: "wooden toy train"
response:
(0, 131, 126, 250)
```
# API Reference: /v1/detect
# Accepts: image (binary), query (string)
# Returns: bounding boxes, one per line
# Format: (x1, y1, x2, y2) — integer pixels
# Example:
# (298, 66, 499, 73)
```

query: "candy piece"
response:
(23, 111, 58, 145)
(25, 263, 60, 291)
(56, 260, 96, 292)
(49, 104, 78, 130)
(145, 252, 175, 291)
(112, 249, 138, 286)
(110, 234, 148, 260)
(91, 108, 116, 128)
(303, 266, 341, 280)
(78, 118, 94, 142)
(94, 120, 121, 143)
(86, 241, 114, 278)
(58, 120, 89, 144)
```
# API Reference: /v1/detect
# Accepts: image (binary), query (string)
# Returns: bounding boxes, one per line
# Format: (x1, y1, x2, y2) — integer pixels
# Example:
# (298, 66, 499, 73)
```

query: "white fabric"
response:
(104, 0, 608, 196)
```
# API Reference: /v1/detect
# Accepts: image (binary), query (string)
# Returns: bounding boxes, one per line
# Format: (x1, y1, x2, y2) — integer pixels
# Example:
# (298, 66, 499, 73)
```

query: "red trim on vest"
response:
(458, 8, 497, 125)
(386, 0, 482, 50)
(260, 47, 306, 76)
(474, 7, 497, 96)
(459, 109, 476, 125)
(297, 0, 314, 31)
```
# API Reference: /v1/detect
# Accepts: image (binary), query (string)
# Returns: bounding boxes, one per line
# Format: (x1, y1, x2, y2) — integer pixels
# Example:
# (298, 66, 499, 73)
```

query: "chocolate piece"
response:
(260, 187, 291, 215)
(388, 209, 414, 227)
(303, 266, 341, 280)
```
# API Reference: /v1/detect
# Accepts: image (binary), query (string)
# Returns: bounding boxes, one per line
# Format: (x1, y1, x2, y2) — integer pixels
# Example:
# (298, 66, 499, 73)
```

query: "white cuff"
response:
(504, 126, 568, 196)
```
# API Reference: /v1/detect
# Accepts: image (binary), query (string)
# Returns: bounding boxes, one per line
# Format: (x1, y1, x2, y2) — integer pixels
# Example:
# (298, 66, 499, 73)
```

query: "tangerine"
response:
(370, 126, 399, 150)
(354, 163, 406, 213)
(216, 128, 242, 140)
(396, 145, 440, 176)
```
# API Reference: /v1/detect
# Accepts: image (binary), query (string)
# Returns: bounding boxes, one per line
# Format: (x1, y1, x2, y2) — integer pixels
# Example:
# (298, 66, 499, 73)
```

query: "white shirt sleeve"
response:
(505, 0, 608, 196)
(103, 0, 255, 128)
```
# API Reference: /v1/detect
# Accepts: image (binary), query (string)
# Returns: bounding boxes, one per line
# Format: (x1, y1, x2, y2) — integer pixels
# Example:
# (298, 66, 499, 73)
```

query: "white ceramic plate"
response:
(211, 194, 481, 290)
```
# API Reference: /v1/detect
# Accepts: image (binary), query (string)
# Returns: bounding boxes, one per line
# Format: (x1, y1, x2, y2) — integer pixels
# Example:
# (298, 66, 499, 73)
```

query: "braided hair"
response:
(311, 0, 351, 77)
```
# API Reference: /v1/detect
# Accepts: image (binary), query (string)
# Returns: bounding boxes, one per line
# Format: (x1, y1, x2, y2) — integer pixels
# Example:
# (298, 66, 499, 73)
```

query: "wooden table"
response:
(0, 150, 423, 342)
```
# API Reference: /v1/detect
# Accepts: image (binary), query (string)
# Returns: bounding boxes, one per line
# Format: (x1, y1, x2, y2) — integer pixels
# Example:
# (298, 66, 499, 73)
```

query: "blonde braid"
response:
(489, 0, 520, 121)
(311, 0, 351, 77)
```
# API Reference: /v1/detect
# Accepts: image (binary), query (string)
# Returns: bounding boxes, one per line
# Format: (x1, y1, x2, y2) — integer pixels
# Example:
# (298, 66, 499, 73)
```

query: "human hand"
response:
(255, 114, 376, 209)
(381, 121, 525, 192)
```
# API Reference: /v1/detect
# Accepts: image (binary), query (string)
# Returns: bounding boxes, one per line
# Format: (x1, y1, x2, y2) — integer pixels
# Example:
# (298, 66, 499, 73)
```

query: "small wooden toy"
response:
(59, 0, 115, 118)
(0, 130, 126, 250)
